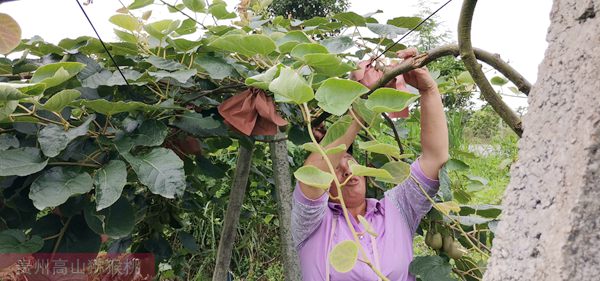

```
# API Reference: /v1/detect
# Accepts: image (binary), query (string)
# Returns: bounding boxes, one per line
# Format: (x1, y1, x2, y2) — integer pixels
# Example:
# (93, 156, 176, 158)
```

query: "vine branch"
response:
(458, 0, 523, 136)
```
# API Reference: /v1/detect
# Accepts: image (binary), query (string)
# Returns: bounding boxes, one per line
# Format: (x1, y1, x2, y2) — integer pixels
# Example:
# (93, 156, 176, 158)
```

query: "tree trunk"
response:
(270, 133, 303, 281)
(485, 1, 600, 280)
(212, 145, 254, 281)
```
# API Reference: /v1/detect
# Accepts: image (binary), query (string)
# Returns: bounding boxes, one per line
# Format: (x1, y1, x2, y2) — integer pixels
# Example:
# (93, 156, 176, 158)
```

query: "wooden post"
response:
(270, 133, 303, 280)
(212, 144, 254, 281)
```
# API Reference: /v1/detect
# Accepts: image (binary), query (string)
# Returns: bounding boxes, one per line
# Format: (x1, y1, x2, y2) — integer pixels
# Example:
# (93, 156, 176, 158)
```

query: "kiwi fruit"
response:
(431, 233, 443, 250)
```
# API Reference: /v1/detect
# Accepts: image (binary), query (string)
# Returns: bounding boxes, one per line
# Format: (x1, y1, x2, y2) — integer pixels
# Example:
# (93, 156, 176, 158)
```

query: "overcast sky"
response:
(1, 0, 553, 109)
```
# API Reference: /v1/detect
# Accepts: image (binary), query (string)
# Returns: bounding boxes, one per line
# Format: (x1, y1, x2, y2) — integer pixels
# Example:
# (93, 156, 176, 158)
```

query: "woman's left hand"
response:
(397, 48, 438, 94)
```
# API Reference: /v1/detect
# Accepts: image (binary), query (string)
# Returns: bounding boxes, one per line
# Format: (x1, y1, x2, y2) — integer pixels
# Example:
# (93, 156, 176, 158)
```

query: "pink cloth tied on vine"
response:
(218, 88, 288, 136)
(350, 60, 410, 118)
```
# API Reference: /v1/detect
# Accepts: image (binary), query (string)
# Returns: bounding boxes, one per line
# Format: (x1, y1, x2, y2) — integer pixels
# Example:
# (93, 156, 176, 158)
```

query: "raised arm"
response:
(299, 118, 361, 199)
(400, 48, 449, 178)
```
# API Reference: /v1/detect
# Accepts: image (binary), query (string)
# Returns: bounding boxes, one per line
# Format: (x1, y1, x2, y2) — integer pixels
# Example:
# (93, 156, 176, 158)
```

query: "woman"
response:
(291, 48, 449, 280)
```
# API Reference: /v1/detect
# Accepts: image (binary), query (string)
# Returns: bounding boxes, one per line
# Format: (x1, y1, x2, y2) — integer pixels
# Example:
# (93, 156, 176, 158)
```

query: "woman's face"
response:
(328, 153, 366, 208)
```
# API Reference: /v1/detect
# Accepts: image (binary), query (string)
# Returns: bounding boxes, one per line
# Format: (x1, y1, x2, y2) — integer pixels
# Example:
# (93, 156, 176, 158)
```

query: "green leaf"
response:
(84, 197, 134, 238)
(303, 53, 354, 77)
(293, 165, 334, 190)
(123, 148, 186, 198)
(459, 204, 502, 218)
(409, 256, 454, 281)
(437, 201, 461, 215)
(366, 23, 408, 37)
(358, 140, 401, 158)
(245, 64, 279, 89)
(438, 163, 453, 201)
(146, 56, 185, 71)
(136, 119, 169, 147)
(29, 167, 94, 210)
(144, 19, 179, 39)
(333, 12, 366, 27)
(491, 76, 508, 86)
(174, 18, 197, 36)
(387, 16, 423, 29)
(316, 78, 369, 116)
(290, 43, 328, 59)
(0, 134, 19, 151)
(276, 31, 311, 53)
(329, 240, 359, 273)
(38, 115, 95, 157)
(80, 99, 155, 115)
(0, 100, 18, 121)
(114, 29, 138, 44)
(448, 215, 494, 226)
(365, 88, 420, 113)
(0, 13, 21, 54)
(379, 161, 411, 184)
(268, 66, 314, 104)
(148, 69, 197, 83)
(195, 55, 237, 80)
(357, 215, 377, 237)
(321, 115, 352, 147)
(31, 62, 86, 88)
(109, 14, 140, 31)
(302, 143, 346, 155)
(210, 34, 276, 57)
(457, 71, 474, 84)
(0, 147, 48, 176)
(208, 0, 236, 19)
(183, 0, 206, 12)
(349, 162, 392, 179)
(0, 230, 43, 254)
(128, 0, 153, 9)
(320, 36, 354, 54)
(167, 38, 202, 52)
(172, 112, 221, 136)
(32, 214, 101, 253)
(446, 159, 469, 171)
(94, 160, 127, 211)
(0, 84, 31, 101)
(41, 89, 80, 112)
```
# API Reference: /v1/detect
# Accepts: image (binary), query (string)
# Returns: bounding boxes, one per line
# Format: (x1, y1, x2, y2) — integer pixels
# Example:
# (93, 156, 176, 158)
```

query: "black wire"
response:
(370, 0, 454, 63)
(75, 0, 130, 86)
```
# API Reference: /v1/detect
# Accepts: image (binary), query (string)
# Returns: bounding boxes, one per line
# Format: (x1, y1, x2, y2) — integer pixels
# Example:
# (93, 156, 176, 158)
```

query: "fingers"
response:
(396, 47, 418, 59)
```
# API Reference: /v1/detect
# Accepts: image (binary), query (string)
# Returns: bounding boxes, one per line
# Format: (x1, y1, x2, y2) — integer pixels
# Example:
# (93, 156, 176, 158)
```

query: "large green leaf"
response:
(0, 100, 18, 121)
(320, 36, 354, 54)
(438, 163, 453, 201)
(245, 64, 279, 89)
(148, 69, 197, 83)
(195, 55, 238, 80)
(0, 147, 48, 177)
(128, 0, 153, 9)
(387, 17, 423, 29)
(302, 143, 346, 155)
(109, 14, 141, 31)
(144, 19, 180, 39)
(40, 89, 80, 112)
(0, 13, 21, 54)
(349, 162, 392, 179)
(459, 204, 502, 219)
(94, 160, 127, 211)
(123, 148, 186, 198)
(365, 88, 420, 113)
(409, 256, 454, 281)
(79, 99, 156, 115)
(0, 134, 19, 151)
(315, 78, 369, 116)
(293, 165, 334, 190)
(31, 214, 100, 253)
(379, 161, 411, 184)
(146, 56, 185, 71)
(367, 23, 407, 38)
(29, 167, 94, 210)
(290, 43, 328, 59)
(276, 31, 311, 53)
(0, 229, 43, 253)
(333, 12, 366, 27)
(30, 62, 86, 88)
(321, 115, 352, 147)
(208, 0, 236, 19)
(135, 119, 169, 147)
(358, 140, 401, 158)
(183, 0, 206, 12)
(303, 53, 354, 77)
(38, 115, 95, 157)
(172, 112, 221, 136)
(84, 197, 134, 239)
(329, 240, 359, 273)
(0, 84, 31, 101)
(268, 66, 314, 104)
(174, 18, 197, 36)
(210, 34, 276, 57)
(352, 98, 380, 126)
(167, 38, 202, 52)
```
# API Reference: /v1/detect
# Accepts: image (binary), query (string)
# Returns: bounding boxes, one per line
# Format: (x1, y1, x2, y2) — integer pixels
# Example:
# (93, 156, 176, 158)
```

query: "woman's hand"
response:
(397, 48, 438, 94)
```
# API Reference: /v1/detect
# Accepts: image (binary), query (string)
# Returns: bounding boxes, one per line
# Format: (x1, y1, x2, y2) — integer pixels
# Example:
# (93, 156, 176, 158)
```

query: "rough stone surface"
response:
(485, 0, 600, 280)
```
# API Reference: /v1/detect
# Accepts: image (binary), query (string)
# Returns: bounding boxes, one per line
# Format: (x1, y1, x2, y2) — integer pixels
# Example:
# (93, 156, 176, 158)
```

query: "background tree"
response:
(268, 0, 349, 19)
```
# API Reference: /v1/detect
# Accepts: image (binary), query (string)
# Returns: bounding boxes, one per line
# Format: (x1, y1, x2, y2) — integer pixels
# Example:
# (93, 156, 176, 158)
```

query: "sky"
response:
(1, 0, 553, 109)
